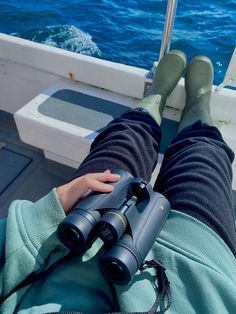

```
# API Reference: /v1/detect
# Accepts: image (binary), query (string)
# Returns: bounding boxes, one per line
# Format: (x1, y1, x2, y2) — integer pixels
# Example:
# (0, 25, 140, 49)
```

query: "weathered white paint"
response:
(0, 33, 147, 114)
(0, 59, 58, 113)
(14, 79, 137, 168)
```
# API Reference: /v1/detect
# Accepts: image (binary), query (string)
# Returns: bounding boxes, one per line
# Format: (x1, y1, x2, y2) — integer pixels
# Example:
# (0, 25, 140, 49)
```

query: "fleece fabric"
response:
(0, 189, 236, 314)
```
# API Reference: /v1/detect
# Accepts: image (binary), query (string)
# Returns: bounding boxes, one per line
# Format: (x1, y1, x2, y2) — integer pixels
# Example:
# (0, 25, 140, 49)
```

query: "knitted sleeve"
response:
(0, 189, 68, 297)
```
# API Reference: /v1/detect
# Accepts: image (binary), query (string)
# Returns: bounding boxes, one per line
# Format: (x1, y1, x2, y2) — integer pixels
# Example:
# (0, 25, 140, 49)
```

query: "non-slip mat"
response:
(38, 89, 131, 132)
(0, 143, 43, 209)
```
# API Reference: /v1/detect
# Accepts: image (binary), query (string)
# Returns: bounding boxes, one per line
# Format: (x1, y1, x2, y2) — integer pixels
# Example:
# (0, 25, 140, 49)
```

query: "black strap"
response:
(0, 257, 172, 314)
(0, 252, 76, 306)
(140, 260, 172, 314)
(106, 260, 172, 314)
(47, 260, 172, 314)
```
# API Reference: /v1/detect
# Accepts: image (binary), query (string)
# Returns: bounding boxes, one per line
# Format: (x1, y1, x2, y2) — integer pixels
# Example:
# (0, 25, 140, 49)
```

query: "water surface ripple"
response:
(0, 0, 236, 84)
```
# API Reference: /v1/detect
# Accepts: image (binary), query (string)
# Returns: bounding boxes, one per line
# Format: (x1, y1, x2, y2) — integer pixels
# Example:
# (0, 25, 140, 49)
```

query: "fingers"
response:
(56, 171, 121, 214)
(104, 169, 111, 174)
(78, 171, 120, 194)
(85, 177, 114, 193)
(86, 170, 121, 183)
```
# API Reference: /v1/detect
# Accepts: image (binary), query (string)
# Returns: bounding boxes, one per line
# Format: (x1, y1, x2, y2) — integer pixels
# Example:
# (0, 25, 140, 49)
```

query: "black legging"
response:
(71, 109, 236, 257)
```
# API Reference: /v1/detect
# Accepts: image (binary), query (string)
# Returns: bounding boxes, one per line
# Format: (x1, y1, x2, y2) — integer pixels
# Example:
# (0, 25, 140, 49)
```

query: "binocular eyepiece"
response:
(57, 170, 170, 285)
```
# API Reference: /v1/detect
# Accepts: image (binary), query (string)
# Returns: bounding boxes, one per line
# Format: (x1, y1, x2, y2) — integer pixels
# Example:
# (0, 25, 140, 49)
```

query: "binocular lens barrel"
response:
(60, 226, 82, 248)
(99, 242, 138, 285)
(58, 210, 100, 251)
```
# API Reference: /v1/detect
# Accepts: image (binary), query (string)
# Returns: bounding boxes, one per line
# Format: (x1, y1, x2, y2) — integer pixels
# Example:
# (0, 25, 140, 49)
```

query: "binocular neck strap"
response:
(109, 259, 172, 314)
(0, 255, 172, 314)
(46, 259, 172, 314)
(0, 252, 77, 306)
(139, 259, 172, 314)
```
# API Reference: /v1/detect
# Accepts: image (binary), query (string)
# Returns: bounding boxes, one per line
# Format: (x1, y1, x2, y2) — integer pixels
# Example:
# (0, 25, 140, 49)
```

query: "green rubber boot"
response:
(138, 50, 187, 125)
(178, 55, 214, 132)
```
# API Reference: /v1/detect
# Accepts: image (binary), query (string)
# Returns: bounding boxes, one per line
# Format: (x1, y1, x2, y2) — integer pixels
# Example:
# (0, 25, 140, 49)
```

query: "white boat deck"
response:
(0, 33, 236, 192)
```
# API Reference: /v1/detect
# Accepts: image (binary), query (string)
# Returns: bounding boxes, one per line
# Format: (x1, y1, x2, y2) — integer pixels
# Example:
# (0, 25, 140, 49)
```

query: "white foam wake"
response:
(15, 24, 102, 57)
(43, 25, 101, 56)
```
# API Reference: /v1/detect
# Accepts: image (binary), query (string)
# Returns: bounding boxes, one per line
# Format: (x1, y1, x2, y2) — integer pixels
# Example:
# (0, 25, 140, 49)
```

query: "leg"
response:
(71, 109, 161, 181)
(154, 57, 236, 256)
(71, 51, 186, 181)
(154, 122, 236, 256)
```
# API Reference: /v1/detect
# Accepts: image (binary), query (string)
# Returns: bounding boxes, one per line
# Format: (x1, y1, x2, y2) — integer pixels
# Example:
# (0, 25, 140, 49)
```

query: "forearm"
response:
(0, 171, 120, 296)
(1, 189, 67, 296)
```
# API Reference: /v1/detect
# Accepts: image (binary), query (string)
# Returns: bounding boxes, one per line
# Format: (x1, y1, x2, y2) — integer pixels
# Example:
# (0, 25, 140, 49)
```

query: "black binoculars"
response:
(57, 170, 170, 285)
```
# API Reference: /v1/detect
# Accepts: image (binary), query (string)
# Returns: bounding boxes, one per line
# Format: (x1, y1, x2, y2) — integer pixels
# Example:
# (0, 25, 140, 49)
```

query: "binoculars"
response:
(57, 170, 170, 285)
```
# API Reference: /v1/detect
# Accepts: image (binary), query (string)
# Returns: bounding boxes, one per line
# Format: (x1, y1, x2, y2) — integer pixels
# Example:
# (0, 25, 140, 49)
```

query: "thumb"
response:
(104, 169, 111, 174)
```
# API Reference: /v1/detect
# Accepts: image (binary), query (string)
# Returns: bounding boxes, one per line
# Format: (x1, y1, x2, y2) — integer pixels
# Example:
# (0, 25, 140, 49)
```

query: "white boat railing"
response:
(159, 0, 178, 60)
(216, 47, 236, 92)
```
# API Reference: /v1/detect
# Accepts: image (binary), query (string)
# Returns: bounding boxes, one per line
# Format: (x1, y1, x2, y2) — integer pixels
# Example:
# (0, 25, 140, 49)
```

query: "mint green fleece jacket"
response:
(0, 189, 236, 313)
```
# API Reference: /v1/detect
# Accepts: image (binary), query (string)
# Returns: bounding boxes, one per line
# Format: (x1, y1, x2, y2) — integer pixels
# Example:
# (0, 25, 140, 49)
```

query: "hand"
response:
(56, 170, 120, 214)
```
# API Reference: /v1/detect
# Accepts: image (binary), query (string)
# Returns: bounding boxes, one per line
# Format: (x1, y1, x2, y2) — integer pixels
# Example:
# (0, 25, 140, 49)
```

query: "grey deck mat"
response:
(38, 89, 130, 132)
(38, 88, 179, 152)
(0, 110, 74, 217)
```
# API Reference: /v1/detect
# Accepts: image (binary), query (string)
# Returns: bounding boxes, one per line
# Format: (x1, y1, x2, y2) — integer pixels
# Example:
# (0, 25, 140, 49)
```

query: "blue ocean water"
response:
(0, 0, 236, 85)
